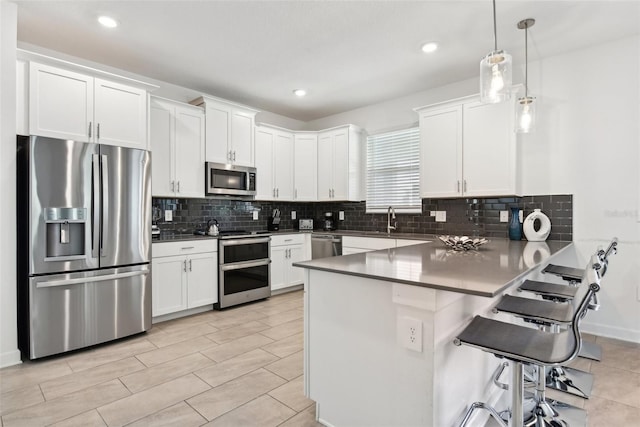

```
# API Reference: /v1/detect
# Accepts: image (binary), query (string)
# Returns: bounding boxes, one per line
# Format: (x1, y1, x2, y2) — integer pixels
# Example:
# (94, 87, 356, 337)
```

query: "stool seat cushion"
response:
(542, 264, 584, 282)
(519, 280, 578, 301)
(456, 316, 576, 366)
(494, 295, 573, 325)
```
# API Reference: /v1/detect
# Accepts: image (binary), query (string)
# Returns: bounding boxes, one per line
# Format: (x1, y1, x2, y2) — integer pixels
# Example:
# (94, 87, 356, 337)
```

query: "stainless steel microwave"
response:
(205, 162, 257, 197)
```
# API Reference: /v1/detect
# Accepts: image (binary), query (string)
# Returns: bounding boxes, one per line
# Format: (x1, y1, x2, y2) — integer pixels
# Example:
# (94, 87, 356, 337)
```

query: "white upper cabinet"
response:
(255, 125, 294, 200)
(417, 95, 520, 198)
(317, 125, 364, 201)
(93, 78, 147, 148)
(293, 133, 318, 201)
(462, 100, 518, 196)
(418, 105, 462, 198)
(150, 97, 205, 198)
(28, 62, 148, 149)
(191, 96, 259, 167)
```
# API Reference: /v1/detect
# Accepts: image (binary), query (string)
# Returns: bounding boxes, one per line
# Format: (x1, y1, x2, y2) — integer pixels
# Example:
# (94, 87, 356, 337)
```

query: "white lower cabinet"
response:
(152, 240, 218, 317)
(271, 234, 307, 291)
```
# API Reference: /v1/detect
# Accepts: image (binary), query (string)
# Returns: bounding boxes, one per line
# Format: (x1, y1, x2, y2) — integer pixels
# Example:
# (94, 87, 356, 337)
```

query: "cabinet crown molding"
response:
(190, 95, 260, 115)
(18, 49, 159, 92)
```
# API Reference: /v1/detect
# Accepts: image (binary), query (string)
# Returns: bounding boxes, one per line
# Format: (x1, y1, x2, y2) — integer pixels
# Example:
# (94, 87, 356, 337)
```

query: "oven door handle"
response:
(219, 237, 271, 247)
(220, 259, 271, 271)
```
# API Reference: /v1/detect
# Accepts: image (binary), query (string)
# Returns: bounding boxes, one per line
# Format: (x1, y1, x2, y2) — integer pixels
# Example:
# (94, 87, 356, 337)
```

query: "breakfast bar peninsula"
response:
(293, 238, 572, 427)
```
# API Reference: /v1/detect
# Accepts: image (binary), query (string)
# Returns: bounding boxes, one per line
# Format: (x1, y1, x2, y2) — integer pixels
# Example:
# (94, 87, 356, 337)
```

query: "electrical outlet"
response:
(500, 211, 509, 222)
(339, 211, 345, 221)
(519, 210, 524, 223)
(164, 210, 172, 222)
(435, 211, 446, 222)
(291, 211, 297, 220)
(430, 210, 436, 217)
(397, 316, 422, 352)
(252, 211, 259, 220)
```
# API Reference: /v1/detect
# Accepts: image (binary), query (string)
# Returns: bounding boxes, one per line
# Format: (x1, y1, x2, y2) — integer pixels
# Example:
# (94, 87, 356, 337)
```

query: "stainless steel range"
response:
(216, 232, 271, 309)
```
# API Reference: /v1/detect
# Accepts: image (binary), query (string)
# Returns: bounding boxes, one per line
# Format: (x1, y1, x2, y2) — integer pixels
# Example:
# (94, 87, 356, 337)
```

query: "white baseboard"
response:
(152, 305, 214, 324)
(582, 321, 640, 344)
(0, 349, 22, 368)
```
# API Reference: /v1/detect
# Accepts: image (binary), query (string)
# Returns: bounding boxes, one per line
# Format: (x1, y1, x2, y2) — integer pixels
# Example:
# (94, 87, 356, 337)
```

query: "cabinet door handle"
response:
(463, 180, 467, 193)
(171, 181, 175, 192)
(329, 189, 331, 198)
(233, 151, 236, 161)
(183, 260, 187, 272)
(295, 189, 298, 199)
(97, 123, 100, 140)
(181, 247, 195, 250)
(189, 259, 192, 271)
(88, 122, 92, 138)
(228, 150, 232, 162)
(276, 188, 279, 198)
(457, 180, 460, 193)
(177, 181, 180, 193)
(273, 188, 276, 197)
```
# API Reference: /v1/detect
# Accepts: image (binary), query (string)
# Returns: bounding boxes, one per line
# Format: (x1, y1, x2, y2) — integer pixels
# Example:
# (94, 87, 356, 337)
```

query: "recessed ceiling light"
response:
(421, 42, 438, 53)
(293, 89, 307, 97)
(98, 16, 118, 28)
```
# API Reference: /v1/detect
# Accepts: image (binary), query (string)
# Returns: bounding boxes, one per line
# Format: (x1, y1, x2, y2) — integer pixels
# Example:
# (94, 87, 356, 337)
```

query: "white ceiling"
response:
(14, 1, 640, 122)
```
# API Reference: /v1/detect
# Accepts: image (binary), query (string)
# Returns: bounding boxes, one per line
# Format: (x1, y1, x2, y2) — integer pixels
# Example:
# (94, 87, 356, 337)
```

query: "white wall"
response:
(0, 1, 20, 367)
(307, 35, 640, 343)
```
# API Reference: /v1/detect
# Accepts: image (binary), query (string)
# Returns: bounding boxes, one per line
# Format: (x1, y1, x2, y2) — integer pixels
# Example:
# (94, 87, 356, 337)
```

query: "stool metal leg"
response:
(510, 361, 524, 427)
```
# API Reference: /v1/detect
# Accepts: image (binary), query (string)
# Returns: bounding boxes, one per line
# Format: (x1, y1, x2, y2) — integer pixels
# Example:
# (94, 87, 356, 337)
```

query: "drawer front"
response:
(152, 240, 218, 257)
(271, 233, 305, 247)
(342, 236, 395, 250)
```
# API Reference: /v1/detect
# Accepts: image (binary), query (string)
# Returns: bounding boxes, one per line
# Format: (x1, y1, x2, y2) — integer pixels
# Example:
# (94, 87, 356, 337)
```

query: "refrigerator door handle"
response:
(100, 154, 109, 258)
(36, 270, 149, 288)
(92, 154, 100, 259)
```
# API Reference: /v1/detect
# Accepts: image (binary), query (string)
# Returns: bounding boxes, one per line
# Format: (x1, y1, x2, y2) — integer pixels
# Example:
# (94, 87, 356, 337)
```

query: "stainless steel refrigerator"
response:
(17, 135, 152, 360)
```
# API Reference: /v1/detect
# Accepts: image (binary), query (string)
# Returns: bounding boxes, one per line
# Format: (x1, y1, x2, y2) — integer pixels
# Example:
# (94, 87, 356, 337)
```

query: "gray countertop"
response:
(293, 239, 573, 297)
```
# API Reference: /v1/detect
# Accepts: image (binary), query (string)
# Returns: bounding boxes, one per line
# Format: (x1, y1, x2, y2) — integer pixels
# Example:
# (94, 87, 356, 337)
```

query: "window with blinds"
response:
(366, 127, 422, 214)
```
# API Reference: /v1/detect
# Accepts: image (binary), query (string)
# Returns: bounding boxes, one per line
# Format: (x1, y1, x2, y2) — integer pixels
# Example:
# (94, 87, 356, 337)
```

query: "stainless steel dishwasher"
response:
(311, 235, 342, 259)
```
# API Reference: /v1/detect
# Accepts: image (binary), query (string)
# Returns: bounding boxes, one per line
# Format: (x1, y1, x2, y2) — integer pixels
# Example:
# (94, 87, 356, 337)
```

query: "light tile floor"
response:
(1, 290, 639, 426)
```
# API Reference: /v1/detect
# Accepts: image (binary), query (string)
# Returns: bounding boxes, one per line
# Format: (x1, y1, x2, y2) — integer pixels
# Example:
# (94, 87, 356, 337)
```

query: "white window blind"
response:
(366, 127, 421, 214)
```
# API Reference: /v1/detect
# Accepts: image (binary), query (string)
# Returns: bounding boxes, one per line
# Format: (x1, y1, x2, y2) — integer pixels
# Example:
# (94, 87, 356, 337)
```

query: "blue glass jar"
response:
(509, 207, 522, 240)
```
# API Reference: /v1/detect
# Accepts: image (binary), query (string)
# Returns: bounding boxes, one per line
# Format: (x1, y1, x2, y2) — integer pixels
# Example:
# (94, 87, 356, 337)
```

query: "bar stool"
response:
(490, 259, 603, 426)
(518, 238, 618, 399)
(455, 262, 601, 427)
(540, 238, 618, 361)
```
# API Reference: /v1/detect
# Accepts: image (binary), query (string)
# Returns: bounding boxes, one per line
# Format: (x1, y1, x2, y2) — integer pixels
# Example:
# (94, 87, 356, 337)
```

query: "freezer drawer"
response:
(26, 265, 151, 359)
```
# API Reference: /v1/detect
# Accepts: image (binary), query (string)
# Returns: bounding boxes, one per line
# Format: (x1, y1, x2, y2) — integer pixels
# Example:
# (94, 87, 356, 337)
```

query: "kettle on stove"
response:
(207, 219, 219, 236)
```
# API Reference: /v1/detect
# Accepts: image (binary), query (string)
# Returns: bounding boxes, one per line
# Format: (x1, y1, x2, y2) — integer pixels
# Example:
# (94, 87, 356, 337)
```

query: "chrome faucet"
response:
(387, 206, 397, 234)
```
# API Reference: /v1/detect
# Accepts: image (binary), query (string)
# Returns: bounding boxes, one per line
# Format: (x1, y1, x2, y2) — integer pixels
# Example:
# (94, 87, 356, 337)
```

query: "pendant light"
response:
(480, 0, 512, 103)
(515, 18, 536, 133)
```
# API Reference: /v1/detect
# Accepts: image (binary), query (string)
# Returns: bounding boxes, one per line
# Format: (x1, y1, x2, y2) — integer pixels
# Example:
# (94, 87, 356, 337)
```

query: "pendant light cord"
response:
(524, 24, 528, 97)
(492, 0, 498, 51)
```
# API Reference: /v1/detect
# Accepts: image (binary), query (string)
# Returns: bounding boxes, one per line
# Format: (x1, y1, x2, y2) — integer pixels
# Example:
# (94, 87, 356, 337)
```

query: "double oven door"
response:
(217, 236, 271, 309)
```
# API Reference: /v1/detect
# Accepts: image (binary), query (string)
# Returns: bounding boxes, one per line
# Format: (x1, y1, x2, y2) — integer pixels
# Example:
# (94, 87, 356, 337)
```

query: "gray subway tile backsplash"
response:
(152, 194, 572, 241)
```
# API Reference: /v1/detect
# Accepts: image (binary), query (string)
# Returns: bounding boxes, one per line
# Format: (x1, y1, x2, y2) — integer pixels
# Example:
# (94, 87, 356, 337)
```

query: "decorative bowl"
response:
(437, 235, 489, 251)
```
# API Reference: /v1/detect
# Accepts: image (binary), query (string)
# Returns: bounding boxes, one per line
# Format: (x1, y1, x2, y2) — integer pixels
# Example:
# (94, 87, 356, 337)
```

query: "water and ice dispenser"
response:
(44, 207, 87, 260)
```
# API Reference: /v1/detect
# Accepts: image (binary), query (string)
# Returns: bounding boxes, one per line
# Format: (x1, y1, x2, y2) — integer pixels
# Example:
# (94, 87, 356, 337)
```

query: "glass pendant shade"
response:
(515, 95, 536, 133)
(480, 50, 512, 103)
